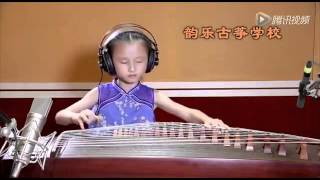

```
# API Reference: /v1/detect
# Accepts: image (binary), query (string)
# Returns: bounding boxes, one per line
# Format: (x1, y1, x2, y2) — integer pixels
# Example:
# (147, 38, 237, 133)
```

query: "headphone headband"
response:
(100, 23, 158, 51)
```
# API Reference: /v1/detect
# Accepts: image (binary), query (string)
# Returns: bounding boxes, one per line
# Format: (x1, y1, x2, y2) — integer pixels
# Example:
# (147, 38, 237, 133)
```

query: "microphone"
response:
(296, 61, 313, 108)
(10, 98, 53, 178)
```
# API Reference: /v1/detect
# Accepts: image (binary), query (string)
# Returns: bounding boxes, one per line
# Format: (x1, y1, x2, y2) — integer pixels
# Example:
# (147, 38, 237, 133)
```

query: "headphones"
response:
(98, 23, 159, 76)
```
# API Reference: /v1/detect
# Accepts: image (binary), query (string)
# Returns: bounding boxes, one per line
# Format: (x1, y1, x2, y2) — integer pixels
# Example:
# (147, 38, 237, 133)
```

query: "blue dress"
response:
(88, 79, 155, 128)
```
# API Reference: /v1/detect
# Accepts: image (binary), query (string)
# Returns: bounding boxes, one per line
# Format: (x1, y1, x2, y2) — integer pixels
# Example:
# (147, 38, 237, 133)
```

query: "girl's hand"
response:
(203, 118, 229, 129)
(71, 109, 102, 129)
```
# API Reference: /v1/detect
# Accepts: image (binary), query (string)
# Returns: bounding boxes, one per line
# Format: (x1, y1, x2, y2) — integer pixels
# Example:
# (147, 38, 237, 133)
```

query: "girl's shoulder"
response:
(138, 83, 154, 90)
(96, 82, 121, 102)
(97, 81, 113, 88)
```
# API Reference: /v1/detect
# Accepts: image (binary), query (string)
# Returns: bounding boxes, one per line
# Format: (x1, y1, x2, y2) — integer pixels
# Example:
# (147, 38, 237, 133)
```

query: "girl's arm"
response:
(55, 87, 101, 129)
(154, 90, 229, 128)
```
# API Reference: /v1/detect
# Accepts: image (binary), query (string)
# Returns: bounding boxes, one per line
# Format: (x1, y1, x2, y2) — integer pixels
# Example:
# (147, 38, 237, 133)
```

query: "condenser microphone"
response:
(10, 98, 53, 178)
(296, 61, 313, 108)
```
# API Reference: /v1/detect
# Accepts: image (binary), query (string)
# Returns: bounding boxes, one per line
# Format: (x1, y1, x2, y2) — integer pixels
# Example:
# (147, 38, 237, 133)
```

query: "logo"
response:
(256, 12, 272, 26)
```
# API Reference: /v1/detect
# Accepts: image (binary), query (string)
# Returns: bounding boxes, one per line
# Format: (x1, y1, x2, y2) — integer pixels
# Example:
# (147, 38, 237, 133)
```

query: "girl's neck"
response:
(115, 78, 140, 93)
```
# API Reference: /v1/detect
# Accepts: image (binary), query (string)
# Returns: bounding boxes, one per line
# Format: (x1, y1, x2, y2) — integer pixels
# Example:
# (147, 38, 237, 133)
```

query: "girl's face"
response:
(112, 40, 148, 85)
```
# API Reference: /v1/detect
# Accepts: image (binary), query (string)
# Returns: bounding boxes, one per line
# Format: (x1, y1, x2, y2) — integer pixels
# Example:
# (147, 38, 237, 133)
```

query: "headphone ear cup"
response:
(146, 50, 154, 73)
(146, 49, 159, 73)
(154, 50, 159, 66)
(98, 48, 106, 71)
(99, 47, 116, 76)
(104, 52, 116, 76)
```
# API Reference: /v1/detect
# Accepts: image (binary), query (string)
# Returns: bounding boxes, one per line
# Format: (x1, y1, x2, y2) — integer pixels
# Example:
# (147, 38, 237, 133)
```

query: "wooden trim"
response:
(0, 81, 301, 98)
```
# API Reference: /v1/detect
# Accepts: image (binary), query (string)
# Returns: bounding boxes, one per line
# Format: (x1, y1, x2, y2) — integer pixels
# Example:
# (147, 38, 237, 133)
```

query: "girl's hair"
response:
(107, 31, 153, 59)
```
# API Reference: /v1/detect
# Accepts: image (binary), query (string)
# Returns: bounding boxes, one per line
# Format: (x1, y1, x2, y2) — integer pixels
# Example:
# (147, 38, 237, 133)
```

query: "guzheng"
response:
(51, 122, 320, 160)
(4, 122, 320, 177)
(38, 122, 320, 177)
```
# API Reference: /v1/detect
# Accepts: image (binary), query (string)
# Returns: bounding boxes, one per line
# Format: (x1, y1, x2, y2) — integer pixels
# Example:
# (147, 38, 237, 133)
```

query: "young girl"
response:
(55, 23, 229, 130)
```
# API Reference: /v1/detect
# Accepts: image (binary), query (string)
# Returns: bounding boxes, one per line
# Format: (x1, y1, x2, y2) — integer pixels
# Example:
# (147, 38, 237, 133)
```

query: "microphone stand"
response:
(0, 124, 56, 177)
(305, 73, 320, 99)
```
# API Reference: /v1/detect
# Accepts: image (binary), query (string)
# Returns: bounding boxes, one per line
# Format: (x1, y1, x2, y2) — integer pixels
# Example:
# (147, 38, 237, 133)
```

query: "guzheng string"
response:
(53, 122, 320, 149)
